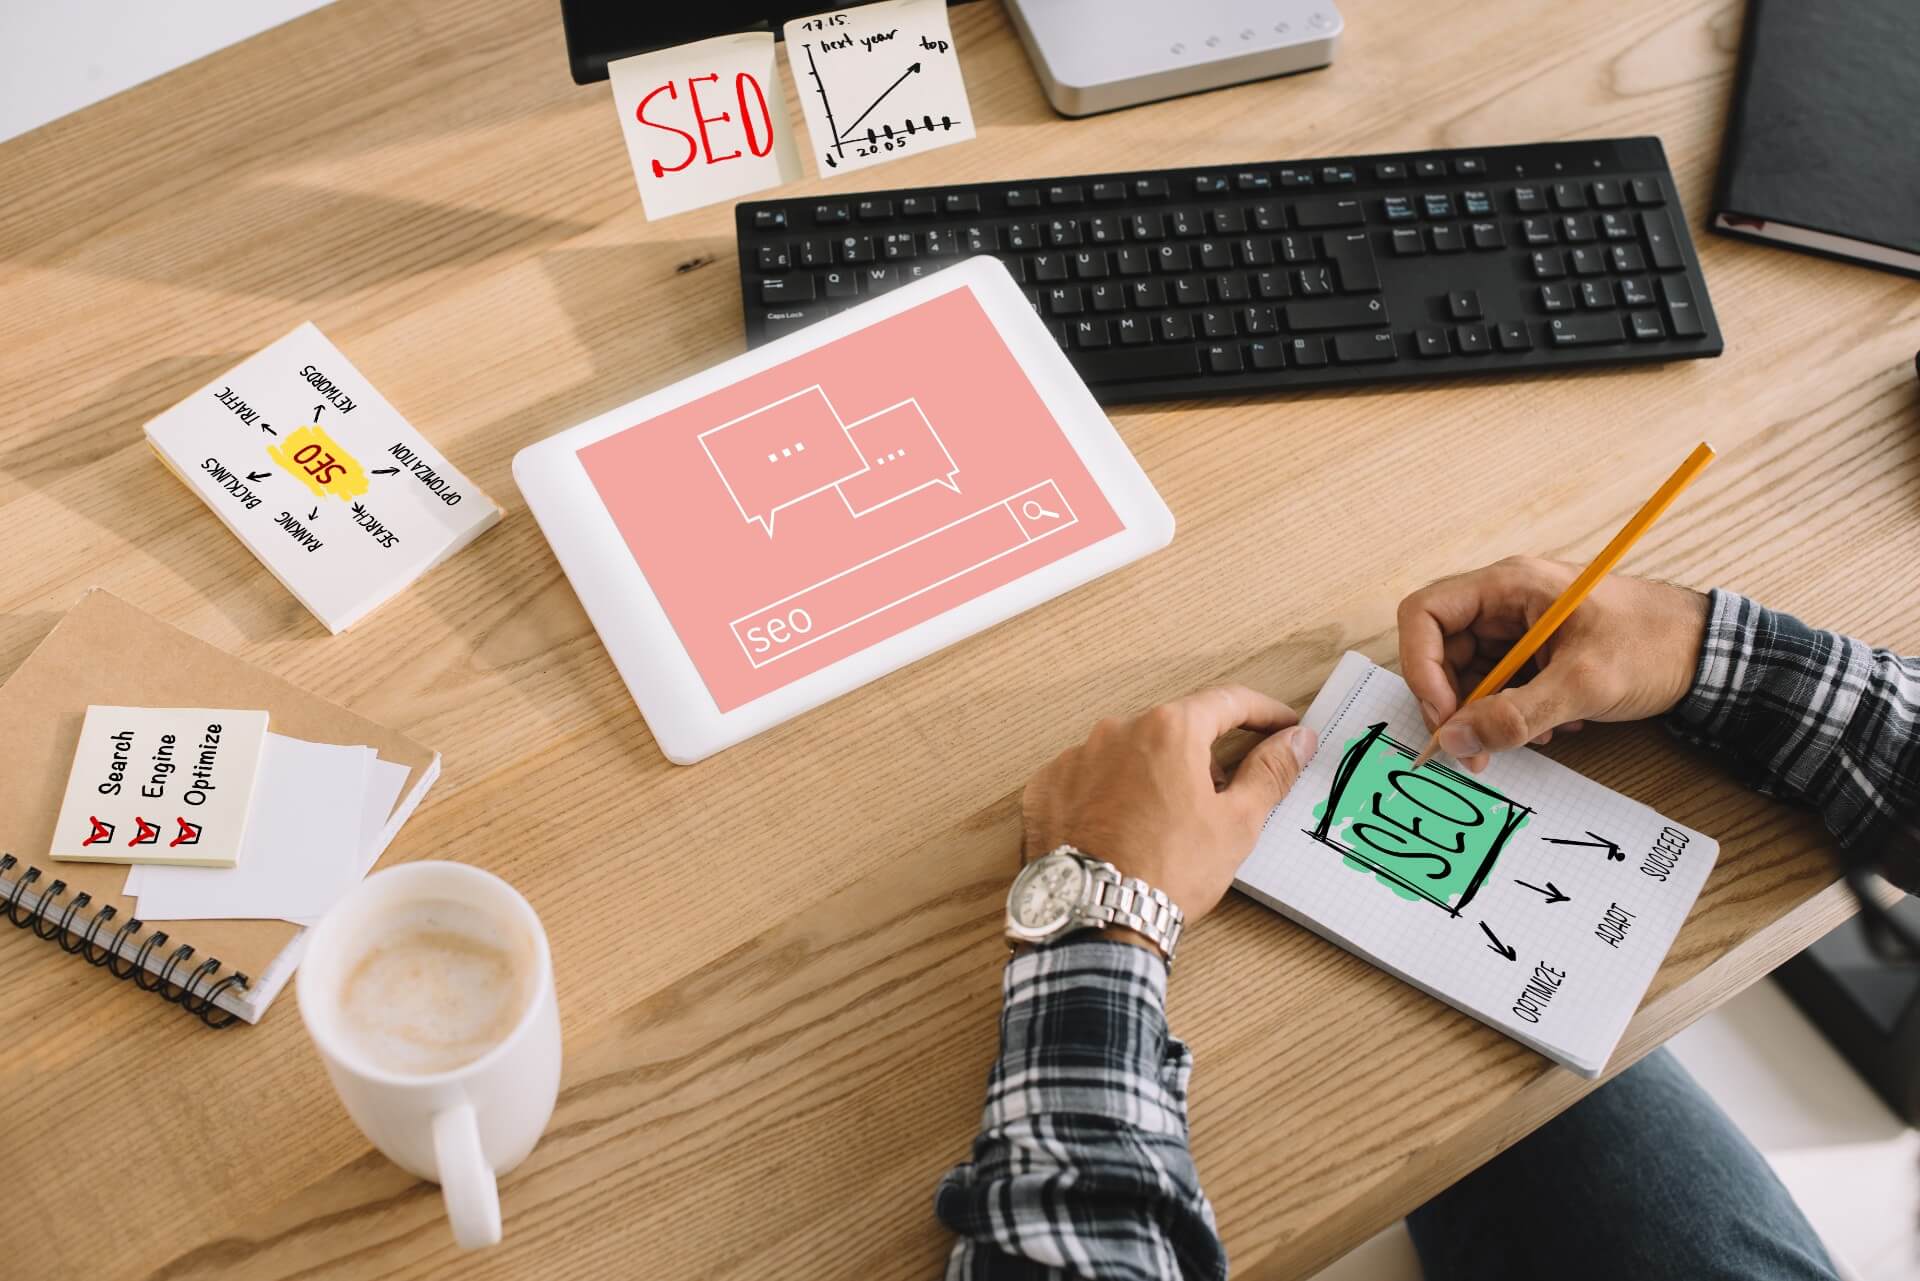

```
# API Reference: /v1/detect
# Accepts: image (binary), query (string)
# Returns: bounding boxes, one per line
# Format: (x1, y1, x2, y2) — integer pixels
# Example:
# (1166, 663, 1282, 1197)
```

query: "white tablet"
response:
(513, 257, 1174, 763)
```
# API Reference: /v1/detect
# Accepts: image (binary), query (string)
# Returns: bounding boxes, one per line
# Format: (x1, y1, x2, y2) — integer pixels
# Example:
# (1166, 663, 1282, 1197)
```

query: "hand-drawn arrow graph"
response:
(801, 44, 960, 168)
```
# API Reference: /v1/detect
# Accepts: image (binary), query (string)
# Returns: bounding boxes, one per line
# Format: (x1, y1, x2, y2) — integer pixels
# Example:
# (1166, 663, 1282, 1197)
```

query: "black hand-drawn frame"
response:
(1306, 722, 1534, 916)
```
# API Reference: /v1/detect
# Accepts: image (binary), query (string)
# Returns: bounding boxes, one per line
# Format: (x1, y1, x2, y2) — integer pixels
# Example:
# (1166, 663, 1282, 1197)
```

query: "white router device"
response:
(1004, 0, 1342, 117)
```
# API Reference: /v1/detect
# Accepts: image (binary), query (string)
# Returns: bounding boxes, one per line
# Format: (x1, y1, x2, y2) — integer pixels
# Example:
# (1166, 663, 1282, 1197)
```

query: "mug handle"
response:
(432, 1103, 502, 1248)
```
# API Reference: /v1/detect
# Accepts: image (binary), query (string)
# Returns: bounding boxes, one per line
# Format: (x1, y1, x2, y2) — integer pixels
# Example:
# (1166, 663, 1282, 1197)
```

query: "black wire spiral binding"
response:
(0, 853, 249, 1027)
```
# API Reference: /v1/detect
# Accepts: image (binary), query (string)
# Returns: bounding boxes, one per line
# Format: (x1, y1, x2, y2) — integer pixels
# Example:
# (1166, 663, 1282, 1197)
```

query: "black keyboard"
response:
(734, 137, 1722, 403)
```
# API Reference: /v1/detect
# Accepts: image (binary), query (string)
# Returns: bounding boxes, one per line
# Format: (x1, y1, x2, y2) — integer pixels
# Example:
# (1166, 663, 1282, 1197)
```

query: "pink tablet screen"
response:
(578, 286, 1125, 712)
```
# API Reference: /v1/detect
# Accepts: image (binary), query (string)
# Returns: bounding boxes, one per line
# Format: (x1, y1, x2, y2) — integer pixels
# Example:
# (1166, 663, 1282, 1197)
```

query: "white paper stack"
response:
(124, 733, 412, 925)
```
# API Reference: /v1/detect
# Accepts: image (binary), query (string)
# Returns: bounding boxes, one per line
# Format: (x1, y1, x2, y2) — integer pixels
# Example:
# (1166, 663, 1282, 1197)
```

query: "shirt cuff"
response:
(986, 937, 1188, 1137)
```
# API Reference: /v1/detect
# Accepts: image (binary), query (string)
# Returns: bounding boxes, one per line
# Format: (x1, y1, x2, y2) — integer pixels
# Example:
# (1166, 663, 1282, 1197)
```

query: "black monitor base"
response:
(1774, 896, 1920, 1125)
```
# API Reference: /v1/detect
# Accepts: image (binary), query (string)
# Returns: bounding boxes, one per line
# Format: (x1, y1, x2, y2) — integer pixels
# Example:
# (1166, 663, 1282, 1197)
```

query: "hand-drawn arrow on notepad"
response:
(371, 466, 399, 476)
(1479, 921, 1517, 961)
(836, 62, 921, 142)
(1543, 832, 1624, 861)
(245, 470, 270, 482)
(1515, 879, 1570, 904)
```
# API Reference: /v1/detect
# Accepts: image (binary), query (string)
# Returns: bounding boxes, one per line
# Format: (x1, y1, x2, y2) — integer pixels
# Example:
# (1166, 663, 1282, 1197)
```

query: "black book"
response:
(1713, 0, 1920, 277)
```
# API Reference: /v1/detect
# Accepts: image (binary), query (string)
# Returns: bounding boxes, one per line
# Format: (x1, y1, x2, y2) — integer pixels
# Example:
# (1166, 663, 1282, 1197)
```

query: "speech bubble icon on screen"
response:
(835, 400, 960, 516)
(699, 386, 869, 536)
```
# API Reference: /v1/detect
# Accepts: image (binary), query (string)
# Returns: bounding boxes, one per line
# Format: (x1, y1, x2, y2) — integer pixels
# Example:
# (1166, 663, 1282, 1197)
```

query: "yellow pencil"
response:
(1410, 440, 1718, 771)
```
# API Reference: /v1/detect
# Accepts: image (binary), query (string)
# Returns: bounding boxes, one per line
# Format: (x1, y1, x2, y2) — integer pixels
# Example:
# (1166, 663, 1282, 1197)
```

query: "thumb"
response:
(1229, 726, 1318, 813)
(1438, 677, 1577, 758)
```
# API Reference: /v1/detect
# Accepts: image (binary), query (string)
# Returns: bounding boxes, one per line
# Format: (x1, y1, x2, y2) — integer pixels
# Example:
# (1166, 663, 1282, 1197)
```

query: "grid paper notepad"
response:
(1236, 652, 1718, 1077)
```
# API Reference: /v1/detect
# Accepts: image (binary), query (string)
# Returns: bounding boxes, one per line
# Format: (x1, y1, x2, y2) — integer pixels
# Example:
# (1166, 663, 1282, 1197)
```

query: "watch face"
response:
(1010, 854, 1085, 933)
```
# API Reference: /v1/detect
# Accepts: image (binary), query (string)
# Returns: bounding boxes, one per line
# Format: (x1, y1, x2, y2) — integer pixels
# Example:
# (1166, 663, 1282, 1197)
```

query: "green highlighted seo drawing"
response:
(1308, 722, 1532, 914)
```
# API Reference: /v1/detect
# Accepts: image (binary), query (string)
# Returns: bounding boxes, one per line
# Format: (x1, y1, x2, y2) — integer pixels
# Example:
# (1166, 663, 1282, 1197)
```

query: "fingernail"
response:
(1289, 726, 1318, 766)
(1438, 722, 1483, 757)
(1419, 700, 1440, 730)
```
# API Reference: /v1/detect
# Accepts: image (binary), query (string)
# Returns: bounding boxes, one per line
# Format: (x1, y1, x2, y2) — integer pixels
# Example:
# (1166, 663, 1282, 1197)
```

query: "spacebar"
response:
(1071, 345, 1204, 384)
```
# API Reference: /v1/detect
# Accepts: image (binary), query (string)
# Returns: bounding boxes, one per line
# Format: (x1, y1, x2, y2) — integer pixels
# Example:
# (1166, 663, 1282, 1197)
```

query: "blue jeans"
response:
(1408, 1048, 1839, 1281)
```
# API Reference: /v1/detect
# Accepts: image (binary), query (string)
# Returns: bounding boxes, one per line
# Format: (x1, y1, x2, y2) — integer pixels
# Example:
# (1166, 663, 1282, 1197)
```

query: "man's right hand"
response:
(1397, 557, 1710, 773)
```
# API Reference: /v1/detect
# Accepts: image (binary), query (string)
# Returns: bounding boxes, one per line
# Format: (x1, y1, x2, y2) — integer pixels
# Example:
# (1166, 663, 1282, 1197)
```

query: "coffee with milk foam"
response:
(336, 898, 532, 1075)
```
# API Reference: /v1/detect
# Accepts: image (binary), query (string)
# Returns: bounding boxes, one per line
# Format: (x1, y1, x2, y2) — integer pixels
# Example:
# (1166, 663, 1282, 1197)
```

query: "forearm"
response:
(935, 938, 1225, 1281)
(1667, 589, 1920, 871)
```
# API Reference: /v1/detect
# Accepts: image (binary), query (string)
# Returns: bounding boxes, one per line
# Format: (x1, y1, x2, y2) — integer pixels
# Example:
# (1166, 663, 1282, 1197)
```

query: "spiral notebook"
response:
(1235, 653, 1718, 1077)
(0, 590, 440, 1026)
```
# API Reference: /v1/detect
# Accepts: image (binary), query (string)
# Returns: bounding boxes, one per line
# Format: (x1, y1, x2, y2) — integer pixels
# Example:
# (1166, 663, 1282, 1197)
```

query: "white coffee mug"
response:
(297, 861, 561, 1248)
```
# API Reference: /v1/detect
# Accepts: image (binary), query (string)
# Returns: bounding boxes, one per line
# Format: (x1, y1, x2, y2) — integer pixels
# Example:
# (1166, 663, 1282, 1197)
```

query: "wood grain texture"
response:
(2, 0, 1916, 1276)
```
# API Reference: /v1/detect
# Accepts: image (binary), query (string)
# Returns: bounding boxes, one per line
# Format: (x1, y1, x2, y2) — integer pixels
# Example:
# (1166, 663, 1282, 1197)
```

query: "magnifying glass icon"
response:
(1022, 500, 1060, 521)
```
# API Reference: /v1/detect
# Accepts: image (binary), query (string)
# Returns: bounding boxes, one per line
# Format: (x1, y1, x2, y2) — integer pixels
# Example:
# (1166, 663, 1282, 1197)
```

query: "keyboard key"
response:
(1551, 181, 1586, 210)
(1288, 296, 1390, 330)
(1004, 187, 1041, 209)
(1462, 190, 1494, 216)
(1241, 305, 1279, 335)
(1547, 313, 1625, 346)
(1206, 342, 1244, 373)
(756, 246, 791, 271)
(1530, 249, 1566, 279)
(1238, 237, 1276, 266)
(1415, 326, 1449, 358)
(1561, 214, 1596, 243)
(1660, 275, 1706, 337)
(1045, 286, 1084, 315)
(1469, 220, 1506, 250)
(1152, 244, 1193, 273)
(1496, 321, 1533, 352)
(837, 234, 876, 264)
(1047, 218, 1084, 247)
(1539, 283, 1575, 312)
(1198, 240, 1234, 270)
(1074, 250, 1110, 279)
(1173, 276, 1208, 306)
(1414, 159, 1446, 179)
(1631, 178, 1664, 205)
(814, 201, 852, 224)
(1158, 312, 1193, 342)
(1212, 273, 1251, 303)
(1628, 310, 1665, 341)
(1130, 279, 1168, 308)
(1195, 175, 1231, 194)
(1599, 210, 1635, 241)
(1520, 216, 1556, 246)
(1568, 245, 1604, 276)
(1375, 162, 1408, 181)
(1334, 331, 1398, 363)
(1383, 195, 1417, 222)
(1579, 280, 1613, 309)
(1389, 227, 1424, 256)
(752, 208, 788, 229)
(1322, 165, 1358, 185)
(1248, 339, 1285, 369)
(1294, 197, 1366, 228)
(1169, 207, 1205, 237)
(900, 195, 936, 217)
(1132, 177, 1170, 200)
(1074, 345, 1203, 383)
(1115, 315, 1151, 345)
(1642, 210, 1684, 269)
(1287, 335, 1329, 367)
(1428, 224, 1465, 253)
(1590, 180, 1625, 208)
(1089, 282, 1125, 311)
(1209, 207, 1248, 235)
(1295, 265, 1333, 295)
(1278, 233, 1317, 263)
(1236, 170, 1274, 192)
(1608, 244, 1647, 273)
(1255, 270, 1291, 299)
(1252, 202, 1286, 232)
(760, 308, 818, 340)
(796, 237, 832, 267)
(1422, 193, 1455, 219)
(1031, 253, 1069, 282)
(881, 231, 916, 260)
(822, 269, 857, 298)
(861, 265, 898, 292)
(944, 193, 981, 214)
(1512, 184, 1547, 213)
(1129, 212, 1167, 240)
(1453, 157, 1486, 176)
(1115, 246, 1153, 276)
(1617, 276, 1654, 307)
(1091, 181, 1126, 202)
(1323, 232, 1380, 291)
(1047, 184, 1084, 205)
(1072, 318, 1111, 348)
(1447, 288, 1482, 319)
(1087, 215, 1124, 244)
(762, 275, 815, 304)
(1454, 323, 1490, 354)
(1278, 167, 1314, 188)
(1003, 222, 1042, 252)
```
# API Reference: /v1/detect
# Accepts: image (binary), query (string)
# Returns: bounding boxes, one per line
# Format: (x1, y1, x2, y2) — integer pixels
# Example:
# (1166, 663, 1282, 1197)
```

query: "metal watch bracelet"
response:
(1084, 860, 1184, 964)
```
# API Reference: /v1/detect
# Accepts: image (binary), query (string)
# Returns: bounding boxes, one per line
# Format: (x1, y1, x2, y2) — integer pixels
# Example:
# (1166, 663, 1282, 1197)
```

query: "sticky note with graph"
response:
(1234, 651, 1719, 1077)
(783, 0, 976, 176)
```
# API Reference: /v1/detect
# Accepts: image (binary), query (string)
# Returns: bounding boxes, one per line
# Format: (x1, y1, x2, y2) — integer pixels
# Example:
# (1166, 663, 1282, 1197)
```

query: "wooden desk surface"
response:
(3, 0, 1916, 1276)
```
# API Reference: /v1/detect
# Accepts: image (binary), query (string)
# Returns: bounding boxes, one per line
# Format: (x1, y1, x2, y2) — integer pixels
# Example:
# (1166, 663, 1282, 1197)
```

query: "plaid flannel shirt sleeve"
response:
(1667, 589, 1920, 869)
(935, 938, 1226, 1281)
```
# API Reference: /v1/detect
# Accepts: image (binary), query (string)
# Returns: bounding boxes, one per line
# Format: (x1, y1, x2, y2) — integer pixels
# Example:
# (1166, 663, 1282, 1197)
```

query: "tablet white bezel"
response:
(513, 257, 1174, 764)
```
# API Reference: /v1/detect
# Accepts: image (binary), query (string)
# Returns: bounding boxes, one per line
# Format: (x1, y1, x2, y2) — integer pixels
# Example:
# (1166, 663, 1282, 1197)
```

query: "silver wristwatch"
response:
(1005, 844, 1184, 964)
